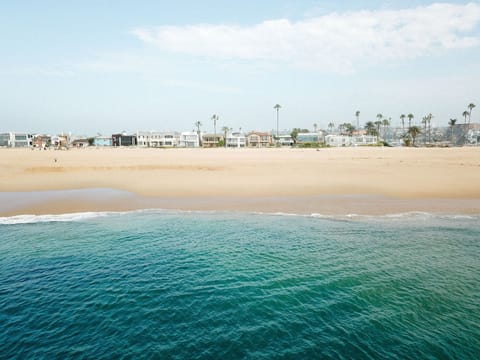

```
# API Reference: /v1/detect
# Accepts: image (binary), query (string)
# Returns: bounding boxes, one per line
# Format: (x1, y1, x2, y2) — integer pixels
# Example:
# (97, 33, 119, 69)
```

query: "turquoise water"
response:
(1, 210, 479, 359)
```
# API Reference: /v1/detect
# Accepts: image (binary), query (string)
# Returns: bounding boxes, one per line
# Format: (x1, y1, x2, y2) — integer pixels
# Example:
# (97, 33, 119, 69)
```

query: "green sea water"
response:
(1, 210, 479, 359)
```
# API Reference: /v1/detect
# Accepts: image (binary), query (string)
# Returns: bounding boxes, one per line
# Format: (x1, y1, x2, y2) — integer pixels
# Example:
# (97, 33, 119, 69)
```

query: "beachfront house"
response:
(94, 136, 113, 147)
(226, 132, 246, 148)
(71, 139, 90, 148)
(137, 131, 179, 147)
(112, 133, 137, 147)
(296, 132, 324, 145)
(51, 135, 69, 149)
(277, 134, 294, 146)
(353, 135, 378, 146)
(33, 134, 51, 148)
(179, 132, 200, 147)
(202, 134, 223, 147)
(325, 135, 353, 147)
(247, 132, 272, 147)
(0, 132, 33, 147)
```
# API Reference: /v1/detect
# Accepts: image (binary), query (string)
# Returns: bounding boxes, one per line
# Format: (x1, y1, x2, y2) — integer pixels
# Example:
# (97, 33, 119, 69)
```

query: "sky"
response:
(1, 0, 479, 135)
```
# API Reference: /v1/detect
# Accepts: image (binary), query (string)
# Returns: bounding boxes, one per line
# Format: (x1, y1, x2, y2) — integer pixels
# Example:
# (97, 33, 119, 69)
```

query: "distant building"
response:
(179, 132, 200, 147)
(296, 132, 324, 145)
(226, 132, 246, 148)
(112, 133, 137, 147)
(51, 135, 69, 148)
(33, 135, 51, 148)
(325, 135, 353, 147)
(0, 132, 33, 147)
(325, 134, 378, 147)
(94, 136, 112, 146)
(137, 131, 179, 147)
(247, 132, 272, 147)
(278, 134, 294, 146)
(71, 139, 90, 148)
(202, 134, 223, 148)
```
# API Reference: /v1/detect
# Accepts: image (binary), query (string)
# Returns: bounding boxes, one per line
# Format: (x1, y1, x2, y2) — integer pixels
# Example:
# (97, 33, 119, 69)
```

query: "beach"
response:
(1, 147, 480, 216)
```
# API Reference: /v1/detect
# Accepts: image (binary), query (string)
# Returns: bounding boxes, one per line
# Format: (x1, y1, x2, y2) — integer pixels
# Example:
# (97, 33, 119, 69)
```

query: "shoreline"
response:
(1, 147, 479, 216)
(1, 189, 480, 217)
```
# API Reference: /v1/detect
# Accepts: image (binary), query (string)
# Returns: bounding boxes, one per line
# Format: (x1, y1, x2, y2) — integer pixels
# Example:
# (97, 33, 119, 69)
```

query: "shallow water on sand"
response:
(1, 210, 479, 359)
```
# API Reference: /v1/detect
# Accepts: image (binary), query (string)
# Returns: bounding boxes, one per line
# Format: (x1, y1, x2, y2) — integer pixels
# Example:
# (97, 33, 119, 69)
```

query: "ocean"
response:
(1, 210, 479, 359)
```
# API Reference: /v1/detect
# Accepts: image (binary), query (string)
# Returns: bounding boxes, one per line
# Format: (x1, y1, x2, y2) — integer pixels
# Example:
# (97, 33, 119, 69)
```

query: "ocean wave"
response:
(0, 212, 114, 225)
(1, 208, 478, 225)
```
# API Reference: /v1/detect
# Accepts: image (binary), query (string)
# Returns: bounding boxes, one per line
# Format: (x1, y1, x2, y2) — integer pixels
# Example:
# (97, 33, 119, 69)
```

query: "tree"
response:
(355, 110, 360, 129)
(426, 113, 433, 143)
(290, 128, 300, 145)
(342, 123, 355, 136)
(273, 104, 281, 140)
(462, 110, 469, 145)
(407, 113, 414, 128)
(365, 121, 378, 136)
(195, 121, 202, 147)
(313, 123, 318, 133)
(468, 103, 476, 125)
(421, 116, 428, 145)
(449, 118, 457, 145)
(328, 122, 335, 133)
(408, 126, 421, 146)
(400, 114, 406, 133)
(374, 120, 382, 136)
(382, 118, 391, 141)
(221, 126, 229, 148)
(87, 137, 95, 146)
(211, 114, 219, 147)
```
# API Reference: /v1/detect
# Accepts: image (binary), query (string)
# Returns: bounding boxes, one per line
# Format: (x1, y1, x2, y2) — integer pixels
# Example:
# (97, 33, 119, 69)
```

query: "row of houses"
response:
(0, 130, 379, 149)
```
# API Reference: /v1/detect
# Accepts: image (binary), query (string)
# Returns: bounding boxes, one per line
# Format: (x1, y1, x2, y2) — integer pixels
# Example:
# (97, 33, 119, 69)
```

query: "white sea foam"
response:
(0, 208, 478, 225)
(0, 212, 115, 225)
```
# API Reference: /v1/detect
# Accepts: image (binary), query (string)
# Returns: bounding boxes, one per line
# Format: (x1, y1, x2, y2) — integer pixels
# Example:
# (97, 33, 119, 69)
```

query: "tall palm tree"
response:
(426, 113, 433, 143)
(382, 118, 391, 141)
(462, 110, 469, 145)
(421, 116, 428, 145)
(449, 118, 457, 145)
(355, 111, 360, 130)
(407, 113, 414, 128)
(468, 103, 476, 124)
(313, 123, 318, 133)
(221, 126, 229, 147)
(195, 121, 202, 147)
(211, 114, 219, 147)
(400, 114, 406, 133)
(273, 104, 281, 140)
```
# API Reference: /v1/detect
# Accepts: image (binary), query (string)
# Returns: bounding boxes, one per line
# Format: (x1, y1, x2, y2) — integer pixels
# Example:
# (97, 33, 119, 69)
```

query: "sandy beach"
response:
(1, 147, 480, 216)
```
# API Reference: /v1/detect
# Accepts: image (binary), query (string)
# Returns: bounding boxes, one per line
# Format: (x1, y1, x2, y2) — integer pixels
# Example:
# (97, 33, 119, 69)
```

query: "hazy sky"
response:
(1, 1, 479, 135)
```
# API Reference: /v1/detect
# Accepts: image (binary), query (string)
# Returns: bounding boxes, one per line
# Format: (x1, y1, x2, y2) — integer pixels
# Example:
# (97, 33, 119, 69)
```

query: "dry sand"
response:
(1, 147, 480, 215)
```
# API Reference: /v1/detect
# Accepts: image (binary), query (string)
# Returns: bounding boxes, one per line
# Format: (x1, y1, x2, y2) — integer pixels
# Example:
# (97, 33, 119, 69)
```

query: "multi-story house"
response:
(112, 133, 137, 146)
(247, 132, 272, 147)
(136, 131, 179, 147)
(179, 132, 200, 147)
(0, 133, 33, 147)
(226, 132, 246, 148)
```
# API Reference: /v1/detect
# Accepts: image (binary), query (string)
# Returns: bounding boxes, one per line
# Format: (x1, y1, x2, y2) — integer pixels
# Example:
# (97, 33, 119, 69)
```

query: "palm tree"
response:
(221, 126, 229, 147)
(365, 121, 378, 136)
(355, 111, 360, 130)
(421, 116, 428, 145)
(407, 113, 414, 128)
(273, 104, 281, 140)
(313, 123, 318, 133)
(374, 120, 382, 136)
(468, 103, 476, 125)
(382, 118, 391, 142)
(448, 118, 457, 145)
(211, 114, 219, 147)
(462, 110, 469, 145)
(408, 126, 421, 146)
(400, 114, 406, 133)
(426, 113, 433, 143)
(195, 121, 202, 147)
(328, 122, 335, 133)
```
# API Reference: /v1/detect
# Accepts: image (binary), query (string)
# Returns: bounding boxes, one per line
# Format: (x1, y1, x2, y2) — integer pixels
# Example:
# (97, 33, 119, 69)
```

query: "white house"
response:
(137, 131, 179, 147)
(325, 135, 354, 147)
(0, 133, 33, 147)
(179, 132, 200, 147)
(226, 132, 246, 148)
(296, 132, 324, 144)
(278, 134, 294, 146)
(325, 134, 378, 147)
